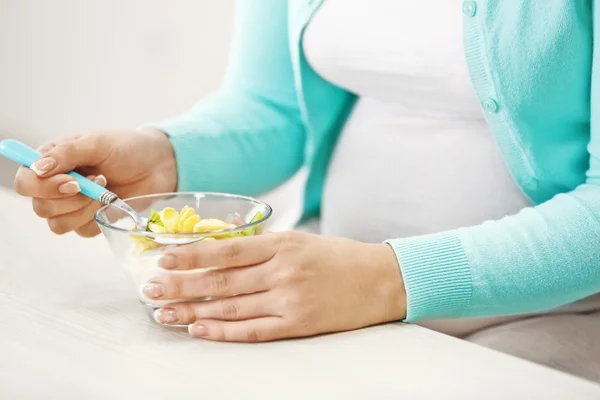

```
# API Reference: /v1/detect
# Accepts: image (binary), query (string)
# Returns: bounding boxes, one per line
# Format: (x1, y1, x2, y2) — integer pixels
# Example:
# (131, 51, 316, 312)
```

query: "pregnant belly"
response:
(320, 98, 530, 242)
(320, 98, 532, 336)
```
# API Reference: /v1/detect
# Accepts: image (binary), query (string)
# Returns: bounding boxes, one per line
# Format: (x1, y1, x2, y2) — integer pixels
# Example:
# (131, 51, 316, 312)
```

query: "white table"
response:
(1, 187, 599, 399)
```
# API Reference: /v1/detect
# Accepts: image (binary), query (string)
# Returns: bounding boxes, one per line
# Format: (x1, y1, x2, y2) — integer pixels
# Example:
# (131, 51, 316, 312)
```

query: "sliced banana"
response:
(160, 207, 181, 233)
(193, 218, 231, 232)
(180, 214, 201, 233)
(177, 206, 194, 232)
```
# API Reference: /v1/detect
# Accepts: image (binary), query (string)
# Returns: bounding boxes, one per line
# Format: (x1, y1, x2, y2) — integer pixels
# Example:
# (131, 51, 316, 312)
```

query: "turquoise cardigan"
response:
(149, 0, 600, 322)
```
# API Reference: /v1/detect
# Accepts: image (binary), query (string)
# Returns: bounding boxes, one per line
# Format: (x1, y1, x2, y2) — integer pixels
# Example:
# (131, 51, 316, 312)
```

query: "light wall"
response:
(0, 0, 302, 229)
(0, 0, 234, 186)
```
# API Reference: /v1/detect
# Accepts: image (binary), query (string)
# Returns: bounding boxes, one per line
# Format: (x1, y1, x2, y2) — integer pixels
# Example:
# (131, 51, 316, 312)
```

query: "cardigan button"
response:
(481, 98, 499, 113)
(462, 1, 477, 17)
(523, 176, 539, 191)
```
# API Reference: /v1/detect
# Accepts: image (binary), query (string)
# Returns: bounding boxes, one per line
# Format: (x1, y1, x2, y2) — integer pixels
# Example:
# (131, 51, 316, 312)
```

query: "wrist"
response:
(372, 243, 407, 322)
(143, 128, 178, 193)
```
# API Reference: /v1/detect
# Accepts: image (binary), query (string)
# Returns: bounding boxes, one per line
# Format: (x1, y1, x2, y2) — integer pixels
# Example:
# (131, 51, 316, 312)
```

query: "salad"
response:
(131, 206, 264, 252)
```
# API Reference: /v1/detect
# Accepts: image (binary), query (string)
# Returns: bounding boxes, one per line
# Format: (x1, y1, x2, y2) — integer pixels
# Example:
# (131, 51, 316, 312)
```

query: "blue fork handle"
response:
(0, 138, 112, 203)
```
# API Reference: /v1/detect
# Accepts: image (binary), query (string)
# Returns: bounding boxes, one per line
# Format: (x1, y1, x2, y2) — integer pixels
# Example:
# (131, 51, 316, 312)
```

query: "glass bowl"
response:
(94, 192, 272, 324)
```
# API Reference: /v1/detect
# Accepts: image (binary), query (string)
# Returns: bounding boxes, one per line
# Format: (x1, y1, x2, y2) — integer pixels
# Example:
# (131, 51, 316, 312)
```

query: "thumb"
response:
(30, 134, 110, 177)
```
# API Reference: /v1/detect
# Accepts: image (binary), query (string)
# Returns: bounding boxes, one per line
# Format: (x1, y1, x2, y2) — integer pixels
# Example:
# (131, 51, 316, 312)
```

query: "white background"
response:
(0, 0, 301, 228)
(0, 0, 234, 186)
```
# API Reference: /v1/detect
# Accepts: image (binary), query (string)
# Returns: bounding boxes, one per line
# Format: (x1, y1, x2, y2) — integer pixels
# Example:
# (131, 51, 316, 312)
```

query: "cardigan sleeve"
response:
(387, 9, 600, 323)
(144, 1, 305, 196)
(387, 185, 600, 321)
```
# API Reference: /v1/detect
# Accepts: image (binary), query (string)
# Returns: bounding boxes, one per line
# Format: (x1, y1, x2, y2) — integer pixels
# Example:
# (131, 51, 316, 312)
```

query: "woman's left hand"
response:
(144, 231, 406, 342)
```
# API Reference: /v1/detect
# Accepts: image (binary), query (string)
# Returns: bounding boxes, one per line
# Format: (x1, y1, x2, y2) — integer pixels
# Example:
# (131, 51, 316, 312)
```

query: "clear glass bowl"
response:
(95, 192, 272, 324)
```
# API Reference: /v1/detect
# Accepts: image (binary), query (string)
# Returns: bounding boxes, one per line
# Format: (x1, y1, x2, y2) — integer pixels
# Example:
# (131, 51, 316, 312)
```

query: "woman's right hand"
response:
(14, 129, 178, 238)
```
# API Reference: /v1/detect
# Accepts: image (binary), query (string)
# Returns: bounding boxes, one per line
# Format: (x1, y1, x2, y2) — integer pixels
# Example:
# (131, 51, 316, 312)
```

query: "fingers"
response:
(158, 234, 279, 271)
(29, 134, 110, 177)
(31, 175, 107, 218)
(15, 167, 81, 199)
(46, 198, 102, 235)
(74, 219, 101, 238)
(32, 194, 91, 218)
(144, 264, 272, 301)
(36, 142, 56, 154)
(155, 292, 274, 325)
(188, 317, 288, 342)
(36, 134, 82, 154)
(29, 174, 106, 236)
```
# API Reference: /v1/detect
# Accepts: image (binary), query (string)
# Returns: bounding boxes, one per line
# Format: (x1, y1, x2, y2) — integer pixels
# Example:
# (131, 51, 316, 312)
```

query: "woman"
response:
(13, 1, 600, 381)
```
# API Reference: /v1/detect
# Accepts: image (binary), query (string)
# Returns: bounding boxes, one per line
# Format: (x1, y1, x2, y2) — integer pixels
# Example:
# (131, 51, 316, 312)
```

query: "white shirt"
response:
(302, 0, 532, 336)
(303, 0, 530, 243)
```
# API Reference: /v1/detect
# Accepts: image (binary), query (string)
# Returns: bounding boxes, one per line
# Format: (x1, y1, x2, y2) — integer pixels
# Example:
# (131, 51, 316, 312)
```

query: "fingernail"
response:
(94, 174, 107, 187)
(158, 254, 178, 269)
(142, 283, 164, 299)
(189, 323, 208, 337)
(58, 181, 81, 194)
(155, 308, 178, 324)
(31, 157, 57, 176)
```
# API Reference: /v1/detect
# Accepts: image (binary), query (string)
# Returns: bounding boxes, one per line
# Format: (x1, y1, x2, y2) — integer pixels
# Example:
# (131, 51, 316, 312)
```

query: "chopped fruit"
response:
(194, 219, 238, 239)
(160, 207, 180, 233)
(180, 214, 201, 233)
(131, 205, 266, 253)
(148, 222, 168, 233)
(193, 219, 231, 233)
(148, 209, 164, 227)
(177, 206, 196, 232)
(241, 211, 264, 236)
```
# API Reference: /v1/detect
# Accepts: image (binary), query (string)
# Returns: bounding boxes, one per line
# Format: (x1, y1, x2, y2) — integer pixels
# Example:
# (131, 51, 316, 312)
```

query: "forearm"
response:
(142, 0, 304, 195)
(150, 88, 306, 195)
(386, 184, 600, 322)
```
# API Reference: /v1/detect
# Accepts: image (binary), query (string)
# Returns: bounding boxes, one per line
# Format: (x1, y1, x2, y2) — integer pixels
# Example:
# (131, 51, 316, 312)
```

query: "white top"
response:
(2, 187, 600, 399)
(303, 0, 531, 242)
(302, 0, 533, 335)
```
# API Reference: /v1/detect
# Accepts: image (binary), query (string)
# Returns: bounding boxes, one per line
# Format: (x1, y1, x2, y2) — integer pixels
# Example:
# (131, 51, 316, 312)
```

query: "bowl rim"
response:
(94, 191, 273, 236)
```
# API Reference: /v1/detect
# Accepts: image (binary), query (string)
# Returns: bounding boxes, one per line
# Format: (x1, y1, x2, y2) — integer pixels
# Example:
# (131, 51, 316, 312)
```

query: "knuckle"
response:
(209, 272, 229, 293)
(47, 218, 69, 235)
(276, 267, 296, 285)
(83, 131, 100, 143)
(51, 142, 77, 166)
(60, 141, 78, 155)
(32, 198, 53, 218)
(276, 264, 305, 286)
(175, 252, 192, 269)
(75, 224, 99, 238)
(281, 297, 311, 332)
(221, 301, 239, 320)
(175, 247, 200, 269)
(162, 275, 182, 298)
(37, 141, 55, 154)
(294, 316, 313, 335)
(278, 231, 297, 245)
(176, 305, 194, 323)
(280, 230, 304, 243)
(213, 325, 226, 341)
(219, 242, 242, 262)
(245, 328, 260, 343)
(280, 291, 302, 311)
(13, 174, 28, 196)
(276, 231, 307, 254)
(13, 179, 23, 195)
